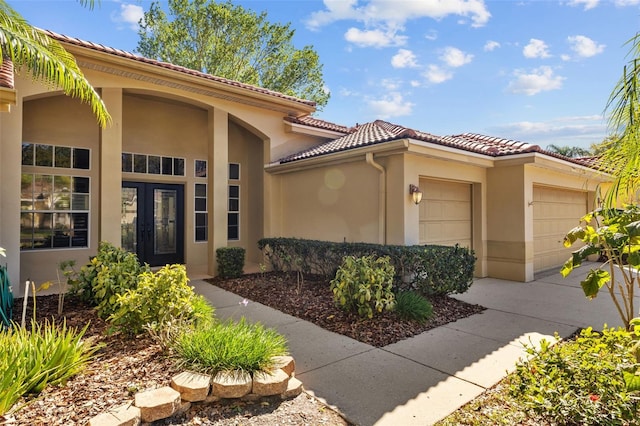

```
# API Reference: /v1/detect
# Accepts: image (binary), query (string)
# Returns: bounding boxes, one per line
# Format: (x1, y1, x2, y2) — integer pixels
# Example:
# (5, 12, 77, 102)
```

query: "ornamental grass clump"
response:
(173, 318, 288, 375)
(0, 320, 100, 416)
(394, 291, 433, 323)
(509, 326, 639, 425)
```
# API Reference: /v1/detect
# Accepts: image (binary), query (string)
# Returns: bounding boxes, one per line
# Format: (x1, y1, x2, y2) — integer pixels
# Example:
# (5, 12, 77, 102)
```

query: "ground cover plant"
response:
(436, 326, 640, 426)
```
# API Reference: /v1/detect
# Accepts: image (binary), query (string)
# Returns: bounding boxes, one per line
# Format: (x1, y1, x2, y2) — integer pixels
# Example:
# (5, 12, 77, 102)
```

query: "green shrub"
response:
(258, 238, 475, 296)
(216, 247, 245, 279)
(173, 318, 288, 375)
(394, 291, 433, 323)
(509, 326, 639, 425)
(330, 256, 396, 319)
(0, 320, 100, 416)
(108, 264, 214, 336)
(67, 241, 149, 318)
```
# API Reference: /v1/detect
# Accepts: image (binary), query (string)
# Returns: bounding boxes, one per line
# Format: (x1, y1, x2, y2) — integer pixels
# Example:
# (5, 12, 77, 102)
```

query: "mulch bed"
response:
(207, 272, 486, 347)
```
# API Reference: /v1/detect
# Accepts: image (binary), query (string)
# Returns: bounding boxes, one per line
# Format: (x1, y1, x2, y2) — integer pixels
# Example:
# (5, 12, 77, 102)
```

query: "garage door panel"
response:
(533, 186, 586, 273)
(419, 179, 472, 248)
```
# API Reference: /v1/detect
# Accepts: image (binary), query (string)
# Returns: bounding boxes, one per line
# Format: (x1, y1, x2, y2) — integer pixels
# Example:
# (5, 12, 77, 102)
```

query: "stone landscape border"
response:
(88, 356, 301, 425)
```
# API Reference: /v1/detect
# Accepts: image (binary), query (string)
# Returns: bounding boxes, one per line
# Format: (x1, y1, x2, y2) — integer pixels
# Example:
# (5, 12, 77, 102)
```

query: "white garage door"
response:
(419, 179, 472, 248)
(533, 185, 587, 273)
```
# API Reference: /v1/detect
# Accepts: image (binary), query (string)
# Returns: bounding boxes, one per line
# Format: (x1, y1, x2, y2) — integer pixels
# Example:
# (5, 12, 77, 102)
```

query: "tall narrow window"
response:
(227, 163, 240, 240)
(195, 183, 208, 242)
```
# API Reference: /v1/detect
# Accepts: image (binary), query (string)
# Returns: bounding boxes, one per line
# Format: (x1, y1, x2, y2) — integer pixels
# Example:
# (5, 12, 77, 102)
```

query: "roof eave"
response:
(0, 87, 17, 112)
(284, 119, 348, 139)
(265, 139, 410, 174)
(59, 39, 316, 116)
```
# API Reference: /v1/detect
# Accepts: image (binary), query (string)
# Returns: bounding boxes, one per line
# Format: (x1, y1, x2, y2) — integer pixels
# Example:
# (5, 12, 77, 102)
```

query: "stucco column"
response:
(0, 91, 23, 286)
(99, 88, 123, 246)
(208, 108, 228, 276)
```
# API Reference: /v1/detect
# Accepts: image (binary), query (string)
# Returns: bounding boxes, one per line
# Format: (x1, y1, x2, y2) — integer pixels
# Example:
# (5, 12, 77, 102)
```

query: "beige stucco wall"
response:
(276, 159, 381, 243)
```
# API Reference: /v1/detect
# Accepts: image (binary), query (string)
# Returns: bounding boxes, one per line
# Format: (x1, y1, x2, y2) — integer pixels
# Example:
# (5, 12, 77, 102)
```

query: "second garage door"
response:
(533, 185, 587, 273)
(419, 179, 472, 248)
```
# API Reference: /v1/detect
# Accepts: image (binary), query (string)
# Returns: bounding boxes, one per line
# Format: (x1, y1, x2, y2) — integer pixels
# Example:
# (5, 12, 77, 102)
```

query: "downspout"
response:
(366, 152, 386, 245)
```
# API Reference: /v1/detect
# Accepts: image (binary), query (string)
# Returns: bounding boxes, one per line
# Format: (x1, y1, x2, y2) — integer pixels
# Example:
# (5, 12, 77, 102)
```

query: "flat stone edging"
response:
(88, 355, 301, 426)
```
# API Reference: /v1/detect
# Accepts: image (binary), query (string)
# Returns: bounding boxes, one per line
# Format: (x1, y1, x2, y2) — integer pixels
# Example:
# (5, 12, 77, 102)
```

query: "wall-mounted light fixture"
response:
(409, 184, 423, 205)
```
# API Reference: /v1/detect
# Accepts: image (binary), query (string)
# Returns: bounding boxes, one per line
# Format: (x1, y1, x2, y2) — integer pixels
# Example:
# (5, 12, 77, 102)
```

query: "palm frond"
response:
(0, 0, 110, 127)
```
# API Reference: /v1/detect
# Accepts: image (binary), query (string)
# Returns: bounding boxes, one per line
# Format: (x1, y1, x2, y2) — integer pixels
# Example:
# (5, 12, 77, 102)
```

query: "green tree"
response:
(602, 32, 640, 205)
(545, 144, 591, 158)
(137, 0, 329, 109)
(0, 0, 110, 127)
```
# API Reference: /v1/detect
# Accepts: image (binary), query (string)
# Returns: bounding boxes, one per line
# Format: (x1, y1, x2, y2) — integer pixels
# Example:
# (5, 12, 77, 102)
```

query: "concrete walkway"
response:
(191, 262, 638, 426)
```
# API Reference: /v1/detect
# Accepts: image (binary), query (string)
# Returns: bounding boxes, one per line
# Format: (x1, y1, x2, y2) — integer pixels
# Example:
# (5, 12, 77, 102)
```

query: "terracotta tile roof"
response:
(44, 30, 316, 109)
(284, 115, 352, 133)
(0, 59, 14, 89)
(278, 120, 597, 169)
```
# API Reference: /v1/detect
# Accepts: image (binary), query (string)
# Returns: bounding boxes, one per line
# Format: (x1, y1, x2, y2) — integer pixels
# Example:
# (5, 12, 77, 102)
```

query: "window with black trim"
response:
(121, 152, 185, 176)
(195, 160, 207, 178)
(228, 184, 239, 240)
(195, 183, 208, 242)
(20, 173, 90, 250)
(22, 143, 90, 170)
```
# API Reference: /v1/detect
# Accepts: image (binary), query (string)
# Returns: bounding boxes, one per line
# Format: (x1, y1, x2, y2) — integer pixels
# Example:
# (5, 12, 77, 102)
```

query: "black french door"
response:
(121, 182, 184, 266)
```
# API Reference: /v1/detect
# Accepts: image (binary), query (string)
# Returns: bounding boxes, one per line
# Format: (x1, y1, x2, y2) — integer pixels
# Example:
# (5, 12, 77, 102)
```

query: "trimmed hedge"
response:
(216, 247, 245, 279)
(257, 238, 476, 296)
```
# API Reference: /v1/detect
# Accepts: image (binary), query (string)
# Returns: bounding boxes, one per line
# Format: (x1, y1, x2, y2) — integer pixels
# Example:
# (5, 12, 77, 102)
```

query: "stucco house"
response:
(0, 32, 608, 291)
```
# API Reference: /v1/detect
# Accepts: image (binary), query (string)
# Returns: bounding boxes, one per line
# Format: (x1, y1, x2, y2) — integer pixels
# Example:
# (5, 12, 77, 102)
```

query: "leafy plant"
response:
(258, 238, 475, 296)
(394, 291, 433, 323)
(562, 205, 640, 329)
(216, 247, 245, 279)
(68, 241, 149, 318)
(509, 326, 639, 425)
(330, 255, 396, 319)
(108, 264, 214, 336)
(173, 318, 288, 375)
(0, 320, 100, 416)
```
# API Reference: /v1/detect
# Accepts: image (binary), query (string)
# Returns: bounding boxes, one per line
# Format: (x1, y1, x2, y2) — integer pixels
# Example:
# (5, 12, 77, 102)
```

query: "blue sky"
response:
(12, 0, 640, 149)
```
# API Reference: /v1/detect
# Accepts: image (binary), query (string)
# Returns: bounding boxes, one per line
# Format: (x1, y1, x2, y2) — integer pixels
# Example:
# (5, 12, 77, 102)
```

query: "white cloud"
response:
(508, 66, 565, 95)
(567, 35, 605, 57)
(391, 49, 418, 68)
(344, 28, 407, 48)
(614, 0, 640, 5)
(491, 115, 606, 149)
(440, 46, 473, 67)
(111, 3, 144, 31)
(425, 29, 438, 41)
(306, 0, 491, 31)
(523, 38, 551, 59)
(380, 78, 402, 90)
(424, 64, 453, 84)
(567, 0, 599, 10)
(367, 92, 414, 118)
(484, 40, 500, 52)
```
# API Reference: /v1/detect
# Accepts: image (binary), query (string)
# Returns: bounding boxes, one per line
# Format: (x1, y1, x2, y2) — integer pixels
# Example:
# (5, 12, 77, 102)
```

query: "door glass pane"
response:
(154, 189, 177, 255)
(121, 187, 138, 253)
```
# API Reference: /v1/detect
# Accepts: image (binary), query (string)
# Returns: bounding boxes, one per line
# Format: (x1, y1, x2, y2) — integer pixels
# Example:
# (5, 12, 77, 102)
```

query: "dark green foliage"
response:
(394, 291, 433, 323)
(67, 241, 149, 318)
(330, 256, 396, 319)
(258, 238, 475, 296)
(509, 327, 640, 425)
(216, 247, 245, 279)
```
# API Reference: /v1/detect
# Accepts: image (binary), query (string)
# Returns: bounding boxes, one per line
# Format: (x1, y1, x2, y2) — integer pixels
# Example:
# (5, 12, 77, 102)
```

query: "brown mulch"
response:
(207, 272, 485, 347)
(3, 272, 484, 425)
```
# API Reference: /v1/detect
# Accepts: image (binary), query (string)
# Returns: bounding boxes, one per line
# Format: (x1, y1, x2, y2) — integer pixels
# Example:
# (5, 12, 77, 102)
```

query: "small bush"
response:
(0, 321, 100, 416)
(108, 264, 214, 336)
(394, 291, 433, 323)
(68, 241, 149, 318)
(173, 318, 288, 375)
(509, 326, 639, 425)
(330, 256, 396, 319)
(216, 247, 245, 279)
